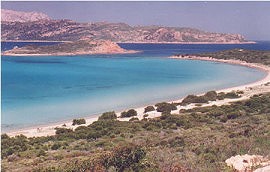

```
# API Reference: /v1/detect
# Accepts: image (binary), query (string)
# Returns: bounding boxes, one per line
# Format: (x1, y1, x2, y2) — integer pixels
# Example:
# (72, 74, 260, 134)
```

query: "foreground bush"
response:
(102, 144, 147, 171)
(55, 127, 73, 135)
(217, 91, 241, 100)
(155, 102, 177, 113)
(181, 95, 208, 105)
(98, 111, 117, 120)
(72, 118, 86, 125)
(144, 106, 155, 113)
(204, 91, 218, 101)
(120, 109, 137, 118)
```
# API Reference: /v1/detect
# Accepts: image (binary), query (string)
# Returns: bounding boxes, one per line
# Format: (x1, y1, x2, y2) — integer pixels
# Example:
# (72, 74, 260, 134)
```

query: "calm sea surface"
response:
(1, 41, 270, 131)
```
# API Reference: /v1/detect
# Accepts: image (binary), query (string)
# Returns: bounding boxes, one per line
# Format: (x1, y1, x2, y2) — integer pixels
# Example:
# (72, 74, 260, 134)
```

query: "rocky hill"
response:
(2, 39, 137, 56)
(1, 9, 250, 43)
(1, 9, 50, 22)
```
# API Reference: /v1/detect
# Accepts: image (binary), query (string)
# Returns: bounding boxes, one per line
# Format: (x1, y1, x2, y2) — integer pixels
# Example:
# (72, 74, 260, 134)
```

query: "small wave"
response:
(14, 60, 65, 64)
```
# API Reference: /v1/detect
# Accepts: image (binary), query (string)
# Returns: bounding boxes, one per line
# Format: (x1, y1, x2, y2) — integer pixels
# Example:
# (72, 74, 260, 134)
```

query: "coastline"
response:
(117, 41, 256, 44)
(5, 56, 270, 138)
(1, 50, 139, 57)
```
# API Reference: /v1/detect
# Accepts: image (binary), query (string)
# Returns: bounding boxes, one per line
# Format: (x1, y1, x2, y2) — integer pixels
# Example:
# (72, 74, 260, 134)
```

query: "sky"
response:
(2, 1, 270, 41)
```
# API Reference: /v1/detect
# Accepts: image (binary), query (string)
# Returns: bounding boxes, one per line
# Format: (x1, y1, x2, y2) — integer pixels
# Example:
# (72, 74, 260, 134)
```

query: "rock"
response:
(225, 154, 270, 172)
(254, 165, 270, 172)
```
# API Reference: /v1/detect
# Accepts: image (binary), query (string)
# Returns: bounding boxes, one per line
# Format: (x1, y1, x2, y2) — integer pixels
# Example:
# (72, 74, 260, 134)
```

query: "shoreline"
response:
(1, 50, 140, 57)
(5, 56, 270, 138)
(117, 41, 256, 44)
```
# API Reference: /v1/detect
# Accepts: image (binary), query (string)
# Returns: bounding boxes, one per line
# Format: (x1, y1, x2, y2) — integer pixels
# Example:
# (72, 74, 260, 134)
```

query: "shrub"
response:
(217, 92, 226, 100)
(129, 117, 139, 121)
(204, 91, 218, 101)
(155, 102, 177, 113)
(144, 106, 155, 113)
(225, 92, 241, 99)
(101, 144, 146, 171)
(72, 118, 86, 125)
(143, 114, 149, 118)
(120, 109, 137, 118)
(182, 95, 208, 105)
(227, 112, 241, 119)
(55, 127, 73, 135)
(98, 111, 117, 120)
(37, 150, 46, 157)
(51, 143, 62, 150)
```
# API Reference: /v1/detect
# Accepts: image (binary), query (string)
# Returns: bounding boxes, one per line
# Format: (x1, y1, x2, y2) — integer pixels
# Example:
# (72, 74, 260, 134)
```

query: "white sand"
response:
(5, 57, 270, 138)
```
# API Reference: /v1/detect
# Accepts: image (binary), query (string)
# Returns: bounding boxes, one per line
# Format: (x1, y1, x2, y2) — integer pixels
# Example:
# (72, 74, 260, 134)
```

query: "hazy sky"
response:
(2, 1, 270, 40)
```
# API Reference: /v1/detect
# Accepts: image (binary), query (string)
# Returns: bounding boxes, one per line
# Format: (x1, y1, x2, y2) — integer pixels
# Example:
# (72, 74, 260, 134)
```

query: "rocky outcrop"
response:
(225, 154, 270, 172)
(2, 39, 138, 56)
(1, 9, 50, 22)
(1, 9, 250, 43)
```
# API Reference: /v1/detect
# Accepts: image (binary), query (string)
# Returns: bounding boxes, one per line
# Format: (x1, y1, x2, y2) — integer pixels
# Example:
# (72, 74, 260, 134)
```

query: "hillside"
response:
(2, 39, 137, 56)
(1, 9, 250, 43)
(173, 49, 270, 65)
(2, 92, 270, 171)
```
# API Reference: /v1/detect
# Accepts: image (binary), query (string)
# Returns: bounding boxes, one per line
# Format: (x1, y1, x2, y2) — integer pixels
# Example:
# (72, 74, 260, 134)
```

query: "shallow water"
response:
(1, 42, 269, 131)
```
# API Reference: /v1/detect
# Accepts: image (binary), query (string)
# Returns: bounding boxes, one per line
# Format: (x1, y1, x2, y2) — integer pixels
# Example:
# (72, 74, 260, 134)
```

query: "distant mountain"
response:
(1, 9, 50, 22)
(1, 9, 250, 43)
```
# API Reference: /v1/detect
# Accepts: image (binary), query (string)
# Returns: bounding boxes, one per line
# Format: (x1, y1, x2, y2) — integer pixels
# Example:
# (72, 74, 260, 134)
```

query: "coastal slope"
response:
(2, 39, 137, 56)
(1, 9, 252, 44)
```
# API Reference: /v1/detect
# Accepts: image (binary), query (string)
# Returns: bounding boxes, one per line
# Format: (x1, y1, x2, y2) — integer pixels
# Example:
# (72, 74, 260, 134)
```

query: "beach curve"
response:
(5, 56, 270, 138)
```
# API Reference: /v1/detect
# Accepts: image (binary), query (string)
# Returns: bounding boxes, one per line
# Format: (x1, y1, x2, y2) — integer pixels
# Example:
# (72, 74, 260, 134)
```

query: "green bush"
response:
(120, 109, 137, 118)
(143, 114, 149, 118)
(217, 92, 226, 100)
(98, 111, 117, 120)
(72, 118, 86, 125)
(51, 143, 62, 150)
(55, 127, 73, 135)
(155, 102, 177, 113)
(204, 91, 218, 101)
(144, 106, 155, 113)
(129, 117, 139, 121)
(224, 92, 241, 99)
(182, 95, 208, 105)
(101, 144, 146, 171)
(1, 134, 28, 158)
(37, 149, 46, 157)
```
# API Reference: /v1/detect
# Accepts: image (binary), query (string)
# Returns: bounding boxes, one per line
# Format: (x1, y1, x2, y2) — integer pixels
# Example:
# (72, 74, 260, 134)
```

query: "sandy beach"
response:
(5, 56, 270, 138)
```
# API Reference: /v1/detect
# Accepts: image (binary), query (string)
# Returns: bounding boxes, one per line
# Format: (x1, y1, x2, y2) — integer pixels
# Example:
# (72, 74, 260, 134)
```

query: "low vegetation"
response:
(3, 92, 269, 171)
(120, 109, 137, 118)
(144, 105, 155, 113)
(155, 102, 177, 113)
(200, 49, 270, 65)
(98, 111, 117, 120)
(72, 118, 86, 126)
(181, 90, 241, 105)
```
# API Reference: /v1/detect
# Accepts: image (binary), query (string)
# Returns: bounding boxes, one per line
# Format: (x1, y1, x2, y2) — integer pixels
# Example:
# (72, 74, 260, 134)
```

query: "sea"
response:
(1, 41, 270, 132)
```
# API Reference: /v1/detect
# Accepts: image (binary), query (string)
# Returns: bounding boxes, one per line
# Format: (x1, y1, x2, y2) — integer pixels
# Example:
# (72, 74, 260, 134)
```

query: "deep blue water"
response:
(1, 41, 270, 131)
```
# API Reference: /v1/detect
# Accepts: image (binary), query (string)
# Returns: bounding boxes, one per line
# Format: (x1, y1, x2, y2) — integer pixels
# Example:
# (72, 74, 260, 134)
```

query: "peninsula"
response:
(2, 39, 138, 56)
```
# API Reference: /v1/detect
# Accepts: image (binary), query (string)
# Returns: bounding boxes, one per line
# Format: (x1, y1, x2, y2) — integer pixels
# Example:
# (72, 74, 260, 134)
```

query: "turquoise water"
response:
(1, 43, 268, 132)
